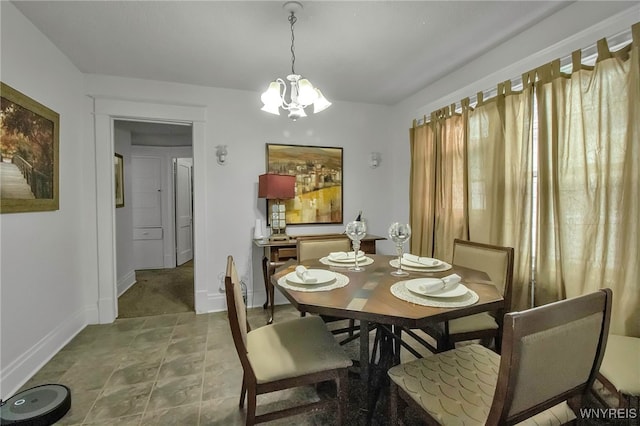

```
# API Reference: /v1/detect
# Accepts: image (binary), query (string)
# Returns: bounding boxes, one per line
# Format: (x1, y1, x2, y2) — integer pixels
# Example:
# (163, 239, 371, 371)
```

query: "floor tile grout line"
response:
(137, 316, 178, 423)
(79, 322, 142, 426)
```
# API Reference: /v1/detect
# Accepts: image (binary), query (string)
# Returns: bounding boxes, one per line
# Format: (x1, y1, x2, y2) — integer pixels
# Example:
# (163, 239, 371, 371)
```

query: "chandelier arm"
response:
(276, 78, 292, 110)
(289, 12, 297, 75)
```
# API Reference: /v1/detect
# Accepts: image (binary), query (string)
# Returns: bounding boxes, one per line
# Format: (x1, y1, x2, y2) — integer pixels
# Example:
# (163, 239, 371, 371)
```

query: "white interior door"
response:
(132, 156, 164, 269)
(175, 158, 193, 265)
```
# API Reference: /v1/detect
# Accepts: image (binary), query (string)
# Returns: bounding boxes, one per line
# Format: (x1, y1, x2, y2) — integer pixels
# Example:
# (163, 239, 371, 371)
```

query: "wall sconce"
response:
(370, 152, 381, 169)
(216, 145, 228, 165)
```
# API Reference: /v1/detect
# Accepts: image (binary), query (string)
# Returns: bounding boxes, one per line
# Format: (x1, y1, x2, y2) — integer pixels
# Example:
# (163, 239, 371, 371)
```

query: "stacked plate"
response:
(389, 255, 452, 272)
(320, 251, 374, 267)
(404, 277, 469, 298)
(285, 269, 337, 286)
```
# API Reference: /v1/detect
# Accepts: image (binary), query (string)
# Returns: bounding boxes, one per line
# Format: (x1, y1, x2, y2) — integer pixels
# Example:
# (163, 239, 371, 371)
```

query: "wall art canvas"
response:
(266, 143, 343, 225)
(114, 153, 124, 208)
(1, 82, 59, 213)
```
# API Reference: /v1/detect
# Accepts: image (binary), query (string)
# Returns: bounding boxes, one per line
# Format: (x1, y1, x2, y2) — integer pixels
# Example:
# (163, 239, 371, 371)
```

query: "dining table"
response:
(271, 253, 504, 423)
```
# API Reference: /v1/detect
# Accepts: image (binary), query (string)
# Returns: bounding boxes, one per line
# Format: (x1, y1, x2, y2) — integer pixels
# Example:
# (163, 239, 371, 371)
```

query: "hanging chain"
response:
(289, 12, 297, 75)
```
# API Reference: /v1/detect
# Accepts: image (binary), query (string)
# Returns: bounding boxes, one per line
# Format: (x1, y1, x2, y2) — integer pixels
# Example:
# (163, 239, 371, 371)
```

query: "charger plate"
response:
(391, 281, 478, 308)
(278, 272, 349, 292)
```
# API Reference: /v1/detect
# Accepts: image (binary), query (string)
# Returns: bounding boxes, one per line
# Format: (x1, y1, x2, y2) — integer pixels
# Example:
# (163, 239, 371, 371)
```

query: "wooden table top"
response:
(272, 254, 504, 328)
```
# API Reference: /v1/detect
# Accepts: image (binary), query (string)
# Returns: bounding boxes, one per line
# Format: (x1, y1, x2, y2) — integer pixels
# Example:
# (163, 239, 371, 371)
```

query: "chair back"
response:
(297, 236, 351, 262)
(452, 239, 514, 310)
(488, 289, 612, 424)
(224, 256, 252, 370)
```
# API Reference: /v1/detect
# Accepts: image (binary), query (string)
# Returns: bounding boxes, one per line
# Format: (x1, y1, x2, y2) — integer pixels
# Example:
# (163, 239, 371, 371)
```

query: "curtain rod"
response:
(415, 27, 633, 125)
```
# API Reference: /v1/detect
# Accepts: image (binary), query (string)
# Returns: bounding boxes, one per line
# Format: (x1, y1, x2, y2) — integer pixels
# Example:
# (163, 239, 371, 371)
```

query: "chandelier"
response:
(260, 1, 331, 120)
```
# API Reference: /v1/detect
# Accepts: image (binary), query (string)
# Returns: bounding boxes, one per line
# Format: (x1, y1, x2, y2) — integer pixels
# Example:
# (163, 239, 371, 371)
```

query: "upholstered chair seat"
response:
(247, 315, 353, 383)
(447, 312, 499, 334)
(388, 344, 575, 425)
(596, 334, 640, 408)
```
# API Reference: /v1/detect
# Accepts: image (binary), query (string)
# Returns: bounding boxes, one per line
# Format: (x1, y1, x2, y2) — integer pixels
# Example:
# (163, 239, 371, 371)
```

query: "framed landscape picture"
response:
(114, 153, 124, 208)
(266, 143, 343, 225)
(0, 82, 59, 213)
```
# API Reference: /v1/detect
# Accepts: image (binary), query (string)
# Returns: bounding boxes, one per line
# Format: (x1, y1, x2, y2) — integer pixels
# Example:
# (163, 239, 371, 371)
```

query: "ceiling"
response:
(12, 0, 574, 107)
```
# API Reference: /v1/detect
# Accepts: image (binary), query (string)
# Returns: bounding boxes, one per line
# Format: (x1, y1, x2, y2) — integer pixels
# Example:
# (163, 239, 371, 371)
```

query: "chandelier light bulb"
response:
(313, 89, 332, 113)
(261, 81, 283, 107)
(296, 78, 318, 105)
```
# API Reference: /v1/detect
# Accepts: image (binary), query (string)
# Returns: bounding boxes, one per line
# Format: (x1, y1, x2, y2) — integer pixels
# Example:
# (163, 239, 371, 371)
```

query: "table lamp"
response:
(258, 173, 296, 240)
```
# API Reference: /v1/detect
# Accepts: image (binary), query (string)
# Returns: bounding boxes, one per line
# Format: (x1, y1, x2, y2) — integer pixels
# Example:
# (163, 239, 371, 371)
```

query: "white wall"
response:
(0, 2, 95, 399)
(86, 75, 395, 313)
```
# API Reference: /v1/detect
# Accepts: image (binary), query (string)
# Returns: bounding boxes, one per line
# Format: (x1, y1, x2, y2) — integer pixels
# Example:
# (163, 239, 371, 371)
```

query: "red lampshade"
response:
(258, 174, 295, 200)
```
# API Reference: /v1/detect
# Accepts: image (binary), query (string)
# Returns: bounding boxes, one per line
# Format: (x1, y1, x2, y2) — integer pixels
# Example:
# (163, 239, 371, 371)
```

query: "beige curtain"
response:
(536, 23, 640, 336)
(467, 80, 534, 311)
(409, 107, 467, 261)
(409, 118, 436, 256)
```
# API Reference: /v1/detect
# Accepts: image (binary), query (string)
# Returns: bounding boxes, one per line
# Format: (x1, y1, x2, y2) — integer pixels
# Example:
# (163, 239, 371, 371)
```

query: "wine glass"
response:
(388, 222, 411, 276)
(345, 220, 367, 271)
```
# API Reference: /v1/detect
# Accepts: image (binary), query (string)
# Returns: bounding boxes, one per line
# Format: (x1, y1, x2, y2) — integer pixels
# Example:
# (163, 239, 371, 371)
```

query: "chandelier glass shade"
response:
(261, 2, 331, 120)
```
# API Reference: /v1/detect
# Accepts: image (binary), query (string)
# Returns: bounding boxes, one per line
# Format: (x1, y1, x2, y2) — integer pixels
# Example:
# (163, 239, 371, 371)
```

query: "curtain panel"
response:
(535, 24, 640, 336)
(467, 81, 534, 312)
(409, 106, 467, 262)
(409, 23, 639, 332)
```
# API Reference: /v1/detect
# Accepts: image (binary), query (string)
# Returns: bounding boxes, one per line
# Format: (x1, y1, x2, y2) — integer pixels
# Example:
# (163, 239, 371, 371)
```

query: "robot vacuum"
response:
(0, 384, 70, 425)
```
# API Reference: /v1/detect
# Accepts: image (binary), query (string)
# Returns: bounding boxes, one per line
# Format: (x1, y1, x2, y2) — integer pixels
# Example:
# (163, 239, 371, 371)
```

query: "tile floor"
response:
(18, 305, 408, 426)
(14, 304, 615, 426)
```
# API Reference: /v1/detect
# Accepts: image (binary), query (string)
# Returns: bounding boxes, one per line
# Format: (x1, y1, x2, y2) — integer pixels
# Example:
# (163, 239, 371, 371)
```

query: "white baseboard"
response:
(203, 290, 289, 314)
(117, 270, 136, 297)
(0, 307, 88, 401)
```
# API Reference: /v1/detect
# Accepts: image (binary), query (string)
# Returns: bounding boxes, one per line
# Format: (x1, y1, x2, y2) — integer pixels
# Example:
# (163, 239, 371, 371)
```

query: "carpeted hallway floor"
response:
(118, 261, 194, 318)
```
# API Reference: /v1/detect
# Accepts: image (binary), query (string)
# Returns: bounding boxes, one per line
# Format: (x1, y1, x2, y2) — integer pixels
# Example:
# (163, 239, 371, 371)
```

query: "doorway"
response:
(93, 98, 206, 323)
(113, 120, 195, 316)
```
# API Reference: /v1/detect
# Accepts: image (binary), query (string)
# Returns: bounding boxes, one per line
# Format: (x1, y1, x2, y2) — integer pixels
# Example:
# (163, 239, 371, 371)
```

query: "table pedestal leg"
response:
(358, 320, 371, 420)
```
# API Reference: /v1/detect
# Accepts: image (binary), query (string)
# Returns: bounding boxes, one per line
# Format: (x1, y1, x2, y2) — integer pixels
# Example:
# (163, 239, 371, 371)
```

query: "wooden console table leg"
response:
(261, 255, 270, 310)
(268, 271, 275, 325)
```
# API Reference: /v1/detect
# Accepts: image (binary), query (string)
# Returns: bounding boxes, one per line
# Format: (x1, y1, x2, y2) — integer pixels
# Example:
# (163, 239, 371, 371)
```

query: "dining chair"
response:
(593, 334, 640, 411)
(420, 239, 514, 353)
(224, 255, 352, 425)
(296, 235, 351, 262)
(388, 288, 612, 425)
(296, 236, 361, 343)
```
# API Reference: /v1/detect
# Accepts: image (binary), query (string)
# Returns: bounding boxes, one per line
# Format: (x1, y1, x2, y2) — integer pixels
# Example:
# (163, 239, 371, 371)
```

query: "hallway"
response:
(118, 261, 194, 318)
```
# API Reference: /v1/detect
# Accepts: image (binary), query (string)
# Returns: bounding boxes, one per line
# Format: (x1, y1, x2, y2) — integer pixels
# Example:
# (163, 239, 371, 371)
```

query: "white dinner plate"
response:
(320, 256, 375, 267)
(328, 251, 366, 263)
(401, 257, 443, 268)
(285, 269, 337, 285)
(404, 278, 468, 298)
(389, 259, 452, 272)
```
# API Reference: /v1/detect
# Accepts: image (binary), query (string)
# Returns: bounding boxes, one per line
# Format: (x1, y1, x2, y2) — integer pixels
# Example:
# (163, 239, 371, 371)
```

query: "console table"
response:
(254, 233, 385, 323)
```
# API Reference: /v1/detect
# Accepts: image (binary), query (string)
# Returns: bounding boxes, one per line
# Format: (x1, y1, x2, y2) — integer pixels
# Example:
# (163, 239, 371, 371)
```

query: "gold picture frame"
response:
(1, 82, 59, 213)
(266, 143, 343, 225)
(114, 153, 124, 208)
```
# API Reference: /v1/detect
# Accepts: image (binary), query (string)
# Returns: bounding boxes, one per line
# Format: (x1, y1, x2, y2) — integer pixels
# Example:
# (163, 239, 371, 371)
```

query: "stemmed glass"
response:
(388, 222, 411, 276)
(345, 220, 367, 271)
